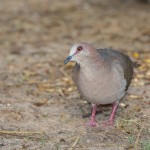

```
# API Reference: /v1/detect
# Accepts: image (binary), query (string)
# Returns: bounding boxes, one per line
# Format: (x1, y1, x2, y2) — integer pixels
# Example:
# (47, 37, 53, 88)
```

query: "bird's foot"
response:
(86, 104, 98, 127)
(101, 120, 114, 128)
(86, 119, 98, 127)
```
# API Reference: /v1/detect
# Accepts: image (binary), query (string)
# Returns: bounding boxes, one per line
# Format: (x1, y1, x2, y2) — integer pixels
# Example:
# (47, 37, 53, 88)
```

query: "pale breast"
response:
(74, 62, 127, 105)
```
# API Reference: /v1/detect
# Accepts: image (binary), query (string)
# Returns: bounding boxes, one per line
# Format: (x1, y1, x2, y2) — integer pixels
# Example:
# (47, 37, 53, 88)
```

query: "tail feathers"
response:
(133, 61, 141, 68)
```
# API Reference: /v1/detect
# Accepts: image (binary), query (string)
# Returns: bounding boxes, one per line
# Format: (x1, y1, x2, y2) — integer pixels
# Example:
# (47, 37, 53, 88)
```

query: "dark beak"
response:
(64, 56, 72, 64)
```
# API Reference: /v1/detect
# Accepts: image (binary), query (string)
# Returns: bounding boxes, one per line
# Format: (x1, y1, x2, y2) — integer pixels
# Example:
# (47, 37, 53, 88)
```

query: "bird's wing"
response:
(97, 48, 134, 91)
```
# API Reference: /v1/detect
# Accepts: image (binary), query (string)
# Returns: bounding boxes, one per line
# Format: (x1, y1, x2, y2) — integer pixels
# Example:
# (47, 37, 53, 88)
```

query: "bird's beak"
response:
(64, 56, 72, 64)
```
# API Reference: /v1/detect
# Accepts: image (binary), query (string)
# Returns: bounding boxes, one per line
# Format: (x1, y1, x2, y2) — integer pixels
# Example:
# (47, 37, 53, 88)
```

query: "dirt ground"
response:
(0, 0, 150, 150)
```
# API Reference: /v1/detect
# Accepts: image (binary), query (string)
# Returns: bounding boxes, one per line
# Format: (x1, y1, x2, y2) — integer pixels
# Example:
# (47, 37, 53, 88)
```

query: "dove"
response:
(64, 42, 139, 127)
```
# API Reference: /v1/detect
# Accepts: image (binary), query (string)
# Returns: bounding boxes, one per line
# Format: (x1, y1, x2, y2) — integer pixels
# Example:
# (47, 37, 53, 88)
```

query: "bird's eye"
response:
(77, 46, 82, 52)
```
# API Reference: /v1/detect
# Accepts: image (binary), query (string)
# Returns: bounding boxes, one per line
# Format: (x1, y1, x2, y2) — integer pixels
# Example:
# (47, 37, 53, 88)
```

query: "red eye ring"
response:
(77, 46, 82, 52)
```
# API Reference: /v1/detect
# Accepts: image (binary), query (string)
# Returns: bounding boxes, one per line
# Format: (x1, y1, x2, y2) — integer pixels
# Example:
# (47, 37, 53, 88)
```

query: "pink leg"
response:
(109, 102, 119, 123)
(87, 104, 97, 127)
(103, 101, 119, 127)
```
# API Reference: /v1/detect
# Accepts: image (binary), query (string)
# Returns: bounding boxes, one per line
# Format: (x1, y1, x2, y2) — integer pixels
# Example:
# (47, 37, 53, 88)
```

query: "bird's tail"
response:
(133, 61, 141, 68)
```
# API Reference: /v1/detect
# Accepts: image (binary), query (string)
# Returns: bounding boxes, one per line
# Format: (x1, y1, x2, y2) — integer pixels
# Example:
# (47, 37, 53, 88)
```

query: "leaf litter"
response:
(0, 0, 150, 150)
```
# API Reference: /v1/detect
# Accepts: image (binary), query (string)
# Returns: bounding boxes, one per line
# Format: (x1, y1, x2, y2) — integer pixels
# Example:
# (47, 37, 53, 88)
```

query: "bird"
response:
(64, 42, 140, 127)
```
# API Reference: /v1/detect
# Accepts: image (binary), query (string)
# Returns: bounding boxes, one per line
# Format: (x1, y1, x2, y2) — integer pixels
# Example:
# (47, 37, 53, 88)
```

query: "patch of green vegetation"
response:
(128, 136, 135, 144)
(140, 141, 150, 150)
(54, 143, 60, 150)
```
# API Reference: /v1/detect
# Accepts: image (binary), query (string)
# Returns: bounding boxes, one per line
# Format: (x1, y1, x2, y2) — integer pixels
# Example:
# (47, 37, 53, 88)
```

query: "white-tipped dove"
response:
(64, 42, 139, 127)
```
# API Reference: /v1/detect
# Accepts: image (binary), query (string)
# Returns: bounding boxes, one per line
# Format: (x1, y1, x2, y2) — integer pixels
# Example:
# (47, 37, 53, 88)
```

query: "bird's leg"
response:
(103, 101, 119, 127)
(108, 101, 119, 124)
(87, 104, 97, 127)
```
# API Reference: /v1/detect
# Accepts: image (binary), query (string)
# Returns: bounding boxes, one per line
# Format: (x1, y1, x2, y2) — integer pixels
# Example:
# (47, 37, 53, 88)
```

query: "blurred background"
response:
(0, 0, 150, 52)
(0, 0, 150, 150)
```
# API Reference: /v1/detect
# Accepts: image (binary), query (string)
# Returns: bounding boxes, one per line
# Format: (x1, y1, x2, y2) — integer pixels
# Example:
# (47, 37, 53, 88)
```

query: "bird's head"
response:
(64, 42, 96, 64)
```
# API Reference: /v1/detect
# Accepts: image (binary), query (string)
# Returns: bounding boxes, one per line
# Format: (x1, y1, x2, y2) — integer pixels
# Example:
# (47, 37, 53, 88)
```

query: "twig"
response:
(59, 67, 69, 77)
(69, 135, 80, 150)
(43, 131, 51, 139)
(0, 130, 43, 135)
(58, 88, 65, 97)
(134, 125, 145, 150)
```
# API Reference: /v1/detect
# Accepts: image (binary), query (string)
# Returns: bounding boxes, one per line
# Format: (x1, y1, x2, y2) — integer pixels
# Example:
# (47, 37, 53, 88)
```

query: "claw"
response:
(101, 120, 114, 128)
(87, 119, 98, 127)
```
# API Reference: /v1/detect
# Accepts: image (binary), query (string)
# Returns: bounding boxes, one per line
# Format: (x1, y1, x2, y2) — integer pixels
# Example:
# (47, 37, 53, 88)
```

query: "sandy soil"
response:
(0, 0, 150, 150)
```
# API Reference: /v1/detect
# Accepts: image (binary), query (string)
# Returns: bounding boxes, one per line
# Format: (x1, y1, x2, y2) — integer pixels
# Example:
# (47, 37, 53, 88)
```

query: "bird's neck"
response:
(79, 55, 105, 68)
(78, 56, 110, 75)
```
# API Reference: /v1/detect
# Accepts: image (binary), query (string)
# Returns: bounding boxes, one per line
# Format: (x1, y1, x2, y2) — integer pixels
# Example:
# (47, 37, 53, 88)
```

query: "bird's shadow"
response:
(80, 102, 113, 118)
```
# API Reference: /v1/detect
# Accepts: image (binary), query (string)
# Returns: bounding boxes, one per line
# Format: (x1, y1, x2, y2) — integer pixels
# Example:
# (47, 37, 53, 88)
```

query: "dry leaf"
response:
(132, 52, 140, 59)
(144, 59, 150, 63)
